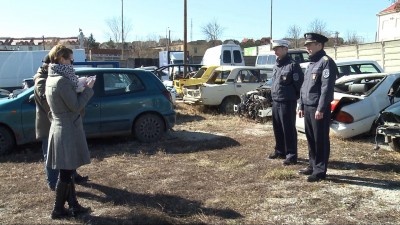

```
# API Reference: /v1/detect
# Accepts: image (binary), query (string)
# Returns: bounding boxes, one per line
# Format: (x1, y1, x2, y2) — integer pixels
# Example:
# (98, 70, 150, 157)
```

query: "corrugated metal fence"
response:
(325, 39, 400, 73)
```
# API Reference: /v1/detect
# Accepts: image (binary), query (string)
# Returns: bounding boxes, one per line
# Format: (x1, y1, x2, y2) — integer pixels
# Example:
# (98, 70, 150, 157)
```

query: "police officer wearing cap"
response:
(298, 33, 338, 182)
(268, 39, 304, 165)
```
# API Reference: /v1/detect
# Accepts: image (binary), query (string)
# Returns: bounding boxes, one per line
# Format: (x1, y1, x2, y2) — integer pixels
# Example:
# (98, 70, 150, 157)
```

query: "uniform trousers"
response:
(272, 100, 298, 160)
(303, 105, 331, 176)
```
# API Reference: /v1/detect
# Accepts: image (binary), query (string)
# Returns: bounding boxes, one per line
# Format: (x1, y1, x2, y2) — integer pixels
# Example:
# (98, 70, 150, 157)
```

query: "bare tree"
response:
(345, 31, 364, 45)
(201, 19, 224, 43)
(105, 17, 133, 43)
(286, 25, 302, 48)
(308, 19, 330, 36)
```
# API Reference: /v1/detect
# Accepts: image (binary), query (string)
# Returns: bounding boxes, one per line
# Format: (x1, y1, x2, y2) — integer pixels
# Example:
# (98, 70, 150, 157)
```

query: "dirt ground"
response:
(0, 102, 399, 225)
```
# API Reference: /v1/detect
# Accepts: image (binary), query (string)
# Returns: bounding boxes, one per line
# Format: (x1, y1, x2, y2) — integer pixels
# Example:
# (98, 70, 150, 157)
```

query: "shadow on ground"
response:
(76, 182, 243, 224)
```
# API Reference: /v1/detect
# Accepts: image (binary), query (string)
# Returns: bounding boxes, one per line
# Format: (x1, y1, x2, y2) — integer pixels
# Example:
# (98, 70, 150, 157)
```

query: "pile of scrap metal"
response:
(234, 87, 273, 122)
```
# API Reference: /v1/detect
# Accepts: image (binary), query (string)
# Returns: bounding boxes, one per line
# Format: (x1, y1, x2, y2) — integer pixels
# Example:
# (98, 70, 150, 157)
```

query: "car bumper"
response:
(164, 112, 177, 129)
(330, 116, 375, 138)
(183, 96, 202, 105)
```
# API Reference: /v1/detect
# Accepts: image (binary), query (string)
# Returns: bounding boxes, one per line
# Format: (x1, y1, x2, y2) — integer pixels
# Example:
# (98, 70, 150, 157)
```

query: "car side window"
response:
(103, 73, 144, 95)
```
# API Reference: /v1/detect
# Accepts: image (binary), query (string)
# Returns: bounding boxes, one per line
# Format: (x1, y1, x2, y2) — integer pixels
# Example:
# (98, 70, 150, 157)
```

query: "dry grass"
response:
(0, 102, 400, 224)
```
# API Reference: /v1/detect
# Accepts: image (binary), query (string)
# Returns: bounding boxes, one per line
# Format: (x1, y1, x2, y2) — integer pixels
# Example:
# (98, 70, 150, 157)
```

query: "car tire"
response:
(0, 126, 15, 156)
(389, 137, 400, 152)
(134, 114, 165, 143)
(219, 96, 240, 114)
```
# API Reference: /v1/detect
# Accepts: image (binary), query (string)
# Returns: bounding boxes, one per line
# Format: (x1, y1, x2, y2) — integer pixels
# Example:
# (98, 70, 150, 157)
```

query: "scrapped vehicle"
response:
(0, 68, 176, 156)
(153, 64, 203, 81)
(173, 65, 219, 97)
(234, 82, 272, 122)
(377, 100, 400, 152)
(183, 66, 269, 113)
(300, 59, 383, 78)
(296, 73, 400, 138)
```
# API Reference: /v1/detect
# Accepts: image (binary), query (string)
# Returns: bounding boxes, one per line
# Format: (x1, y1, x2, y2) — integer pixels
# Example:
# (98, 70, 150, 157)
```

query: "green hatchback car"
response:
(0, 68, 176, 155)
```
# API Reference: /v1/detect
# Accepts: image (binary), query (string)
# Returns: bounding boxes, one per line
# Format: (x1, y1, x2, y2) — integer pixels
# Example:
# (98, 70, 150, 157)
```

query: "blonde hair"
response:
(48, 44, 73, 64)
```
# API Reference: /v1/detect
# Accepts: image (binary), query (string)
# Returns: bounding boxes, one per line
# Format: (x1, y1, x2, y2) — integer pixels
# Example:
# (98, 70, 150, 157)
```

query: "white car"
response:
(183, 66, 269, 113)
(300, 58, 383, 77)
(296, 73, 400, 138)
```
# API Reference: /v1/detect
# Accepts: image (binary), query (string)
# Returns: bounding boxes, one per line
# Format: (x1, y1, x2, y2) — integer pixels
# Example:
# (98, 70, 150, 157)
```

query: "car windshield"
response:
(193, 68, 206, 78)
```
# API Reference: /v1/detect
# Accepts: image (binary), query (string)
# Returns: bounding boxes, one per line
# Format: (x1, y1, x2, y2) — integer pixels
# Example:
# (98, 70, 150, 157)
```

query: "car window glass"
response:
(358, 64, 380, 73)
(209, 70, 231, 83)
(259, 69, 269, 81)
(193, 68, 206, 78)
(233, 50, 242, 63)
(256, 56, 266, 65)
(222, 50, 232, 63)
(103, 73, 144, 95)
(267, 55, 276, 65)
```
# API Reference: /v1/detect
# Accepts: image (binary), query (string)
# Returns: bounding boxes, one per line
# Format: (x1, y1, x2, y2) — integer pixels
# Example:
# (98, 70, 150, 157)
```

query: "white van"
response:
(255, 49, 309, 68)
(201, 43, 245, 66)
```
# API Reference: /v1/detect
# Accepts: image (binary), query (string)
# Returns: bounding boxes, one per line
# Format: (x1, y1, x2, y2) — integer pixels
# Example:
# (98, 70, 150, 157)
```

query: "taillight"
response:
(162, 90, 173, 103)
(331, 99, 339, 111)
(334, 111, 353, 123)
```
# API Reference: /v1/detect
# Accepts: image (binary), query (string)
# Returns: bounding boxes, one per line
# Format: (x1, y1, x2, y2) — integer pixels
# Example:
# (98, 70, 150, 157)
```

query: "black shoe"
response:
(307, 174, 326, 182)
(268, 152, 285, 159)
(74, 174, 89, 184)
(283, 158, 297, 166)
(298, 167, 313, 175)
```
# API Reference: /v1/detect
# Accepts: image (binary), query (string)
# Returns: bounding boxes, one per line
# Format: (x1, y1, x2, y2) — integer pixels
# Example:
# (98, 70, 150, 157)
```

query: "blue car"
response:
(0, 68, 176, 155)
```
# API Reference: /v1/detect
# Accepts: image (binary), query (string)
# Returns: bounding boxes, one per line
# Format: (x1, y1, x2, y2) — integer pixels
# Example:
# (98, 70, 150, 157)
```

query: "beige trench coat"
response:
(45, 73, 93, 170)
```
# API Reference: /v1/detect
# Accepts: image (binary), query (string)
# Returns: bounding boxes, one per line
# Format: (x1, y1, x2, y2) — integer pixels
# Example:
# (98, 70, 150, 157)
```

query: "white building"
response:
(377, 0, 400, 41)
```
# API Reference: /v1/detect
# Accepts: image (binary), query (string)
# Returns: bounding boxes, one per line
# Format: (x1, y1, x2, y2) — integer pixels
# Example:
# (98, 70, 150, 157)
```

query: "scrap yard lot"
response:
(1, 102, 400, 225)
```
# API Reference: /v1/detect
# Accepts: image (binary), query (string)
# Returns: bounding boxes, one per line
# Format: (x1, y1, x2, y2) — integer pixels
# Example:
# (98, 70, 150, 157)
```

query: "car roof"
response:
(74, 67, 142, 72)
(334, 58, 379, 65)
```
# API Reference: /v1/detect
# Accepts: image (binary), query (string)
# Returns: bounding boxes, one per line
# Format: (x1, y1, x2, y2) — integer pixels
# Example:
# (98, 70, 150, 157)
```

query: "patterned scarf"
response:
(49, 63, 78, 89)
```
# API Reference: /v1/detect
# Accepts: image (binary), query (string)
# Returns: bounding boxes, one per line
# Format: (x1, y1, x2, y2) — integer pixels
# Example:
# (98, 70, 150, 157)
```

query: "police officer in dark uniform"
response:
(268, 40, 304, 165)
(298, 33, 338, 182)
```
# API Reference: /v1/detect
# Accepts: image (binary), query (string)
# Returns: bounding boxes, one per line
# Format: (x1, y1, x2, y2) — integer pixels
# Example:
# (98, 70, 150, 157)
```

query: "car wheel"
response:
(0, 126, 15, 156)
(134, 114, 165, 143)
(389, 137, 400, 152)
(219, 96, 240, 114)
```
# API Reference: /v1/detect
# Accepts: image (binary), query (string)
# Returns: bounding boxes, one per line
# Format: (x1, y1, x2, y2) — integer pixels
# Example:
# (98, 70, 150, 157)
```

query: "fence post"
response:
(356, 44, 359, 59)
(381, 41, 385, 71)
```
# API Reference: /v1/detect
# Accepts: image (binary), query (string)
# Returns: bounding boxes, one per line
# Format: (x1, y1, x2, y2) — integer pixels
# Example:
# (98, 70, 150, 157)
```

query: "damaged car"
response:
(377, 99, 400, 152)
(183, 66, 269, 113)
(296, 73, 400, 138)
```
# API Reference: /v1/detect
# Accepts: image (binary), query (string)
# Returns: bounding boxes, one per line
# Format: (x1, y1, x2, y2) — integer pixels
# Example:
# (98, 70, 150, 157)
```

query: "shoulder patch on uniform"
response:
(293, 73, 299, 81)
(323, 69, 330, 78)
(323, 56, 329, 61)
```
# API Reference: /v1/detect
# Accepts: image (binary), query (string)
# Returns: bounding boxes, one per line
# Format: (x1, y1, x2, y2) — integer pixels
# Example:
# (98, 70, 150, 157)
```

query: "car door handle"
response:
(88, 103, 99, 108)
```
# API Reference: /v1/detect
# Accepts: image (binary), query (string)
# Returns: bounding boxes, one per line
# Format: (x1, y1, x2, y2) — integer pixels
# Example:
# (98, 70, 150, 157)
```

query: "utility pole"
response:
(184, 0, 188, 76)
(121, 0, 124, 61)
(42, 35, 45, 50)
(270, 0, 273, 50)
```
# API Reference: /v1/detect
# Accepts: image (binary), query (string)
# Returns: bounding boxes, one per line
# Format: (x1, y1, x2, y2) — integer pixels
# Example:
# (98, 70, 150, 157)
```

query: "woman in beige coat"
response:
(45, 44, 95, 219)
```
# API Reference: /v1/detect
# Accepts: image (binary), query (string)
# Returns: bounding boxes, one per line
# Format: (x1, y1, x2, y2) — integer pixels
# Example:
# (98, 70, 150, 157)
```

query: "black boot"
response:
(51, 181, 69, 219)
(67, 180, 91, 217)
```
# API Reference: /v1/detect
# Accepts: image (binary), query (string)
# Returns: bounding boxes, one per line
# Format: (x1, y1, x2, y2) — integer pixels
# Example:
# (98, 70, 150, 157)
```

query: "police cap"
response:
(271, 39, 289, 50)
(304, 33, 329, 45)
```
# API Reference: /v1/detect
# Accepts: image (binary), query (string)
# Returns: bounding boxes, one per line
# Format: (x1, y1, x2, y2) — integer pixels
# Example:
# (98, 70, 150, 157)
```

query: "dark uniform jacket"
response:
(299, 50, 338, 112)
(271, 55, 304, 102)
